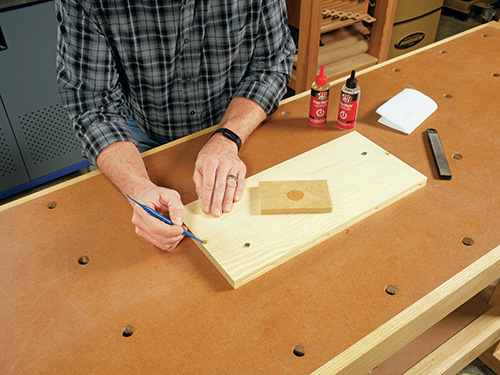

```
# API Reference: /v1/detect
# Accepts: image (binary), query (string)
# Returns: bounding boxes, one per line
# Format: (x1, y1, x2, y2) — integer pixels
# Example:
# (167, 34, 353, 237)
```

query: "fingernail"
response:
(214, 209, 221, 216)
(173, 217, 183, 225)
(224, 204, 232, 212)
(203, 206, 210, 214)
(234, 195, 241, 202)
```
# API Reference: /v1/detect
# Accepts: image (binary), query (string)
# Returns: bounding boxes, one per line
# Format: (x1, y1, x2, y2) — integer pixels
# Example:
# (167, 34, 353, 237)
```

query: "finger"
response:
(158, 190, 184, 226)
(234, 168, 246, 202)
(193, 169, 203, 199)
(222, 172, 238, 213)
(210, 165, 232, 217)
(132, 206, 185, 248)
(200, 159, 218, 215)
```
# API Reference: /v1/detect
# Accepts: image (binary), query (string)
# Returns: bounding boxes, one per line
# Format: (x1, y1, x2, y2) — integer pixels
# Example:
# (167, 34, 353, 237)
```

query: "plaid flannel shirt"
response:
(56, 0, 295, 165)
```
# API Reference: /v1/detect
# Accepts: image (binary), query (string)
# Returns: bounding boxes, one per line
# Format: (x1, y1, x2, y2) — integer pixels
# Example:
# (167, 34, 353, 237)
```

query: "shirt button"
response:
(185, 76, 192, 82)
(190, 111, 195, 116)
(184, 38, 189, 44)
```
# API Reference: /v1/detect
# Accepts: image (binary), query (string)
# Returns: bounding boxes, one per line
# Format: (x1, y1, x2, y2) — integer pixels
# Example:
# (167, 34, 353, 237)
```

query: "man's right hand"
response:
(96, 141, 186, 252)
(130, 185, 186, 252)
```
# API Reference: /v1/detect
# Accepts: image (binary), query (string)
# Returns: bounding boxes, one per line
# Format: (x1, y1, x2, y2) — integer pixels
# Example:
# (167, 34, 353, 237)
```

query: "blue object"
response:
(126, 195, 205, 244)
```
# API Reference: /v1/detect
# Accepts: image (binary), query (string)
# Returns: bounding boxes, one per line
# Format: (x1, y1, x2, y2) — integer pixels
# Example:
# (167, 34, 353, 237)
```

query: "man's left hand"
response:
(193, 134, 246, 217)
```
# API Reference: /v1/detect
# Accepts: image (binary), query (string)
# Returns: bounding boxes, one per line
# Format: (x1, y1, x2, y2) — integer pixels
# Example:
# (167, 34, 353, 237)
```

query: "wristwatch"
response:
(211, 128, 242, 152)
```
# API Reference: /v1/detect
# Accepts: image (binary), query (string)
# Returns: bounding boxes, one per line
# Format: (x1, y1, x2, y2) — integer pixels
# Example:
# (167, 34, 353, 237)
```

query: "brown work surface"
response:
(1, 23, 500, 374)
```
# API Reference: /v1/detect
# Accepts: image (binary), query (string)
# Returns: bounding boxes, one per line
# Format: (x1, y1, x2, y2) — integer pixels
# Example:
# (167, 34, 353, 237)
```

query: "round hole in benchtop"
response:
(282, 111, 292, 116)
(385, 285, 398, 296)
(78, 256, 90, 265)
(121, 326, 135, 338)
(452, 153, 463, 160)
(443, 93, 453, 99)
(47, 201, 57, 209)
(293, 344, 306, 357)
(461, 237, 474, 246)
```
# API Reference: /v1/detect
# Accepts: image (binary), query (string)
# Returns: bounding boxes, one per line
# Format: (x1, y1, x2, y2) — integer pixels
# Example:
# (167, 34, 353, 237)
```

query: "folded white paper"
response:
(376, 88, 437, 134)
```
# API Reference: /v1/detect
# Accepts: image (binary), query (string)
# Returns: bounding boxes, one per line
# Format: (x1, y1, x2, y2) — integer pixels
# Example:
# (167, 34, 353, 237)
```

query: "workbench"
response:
(1, 22, 500, 375)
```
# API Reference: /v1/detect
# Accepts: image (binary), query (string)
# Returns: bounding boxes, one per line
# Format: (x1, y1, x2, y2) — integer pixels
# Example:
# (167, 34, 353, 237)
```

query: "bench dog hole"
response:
(461, 237, 474, 246)
(121, 326, 135, 338)
(385, 285, 398, 296)
(293, 344, 306, 357)
(78, 256, 90, 265)
(47, 201, 57, 209)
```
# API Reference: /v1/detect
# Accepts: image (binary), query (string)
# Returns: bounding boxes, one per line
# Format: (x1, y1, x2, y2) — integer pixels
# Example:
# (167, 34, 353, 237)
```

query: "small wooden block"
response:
(259, 180, 332, 214)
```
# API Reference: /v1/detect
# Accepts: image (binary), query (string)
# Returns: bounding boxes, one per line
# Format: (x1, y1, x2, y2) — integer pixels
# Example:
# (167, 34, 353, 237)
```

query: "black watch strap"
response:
(211, 128, 242, 151)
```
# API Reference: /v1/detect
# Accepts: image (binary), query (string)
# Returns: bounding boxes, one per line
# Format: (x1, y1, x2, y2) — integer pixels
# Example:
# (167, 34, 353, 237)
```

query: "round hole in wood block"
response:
(287, 190, 304, 202)
(393, 68, 401, 72)
(78, 256, 90, 265)
(121, 326, 135, 337)
(461, 237, 474, 246)
(385, 285, 398, 296)
(482, 34, 489, 37)
(47, 201, 57, 209)
(440, 50, 448, 54)
(493, 73, 500, 78)
(293, 344, 306, 357)
(452, 153, 463, 160)
(361, 151, 368, 156)
(282, 111, 291, 116)
(243, 243, 251, 248)
(443, 93, 453, 99)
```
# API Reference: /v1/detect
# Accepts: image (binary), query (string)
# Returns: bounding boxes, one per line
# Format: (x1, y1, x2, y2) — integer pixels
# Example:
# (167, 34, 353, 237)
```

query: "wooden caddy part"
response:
(259, 180, 333, 215)
(184, 132, 426, 289)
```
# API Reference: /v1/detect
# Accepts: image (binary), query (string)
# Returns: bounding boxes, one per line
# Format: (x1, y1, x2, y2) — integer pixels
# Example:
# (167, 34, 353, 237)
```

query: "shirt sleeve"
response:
(55, 0, 136, 166)
(232, 0, 295, 117)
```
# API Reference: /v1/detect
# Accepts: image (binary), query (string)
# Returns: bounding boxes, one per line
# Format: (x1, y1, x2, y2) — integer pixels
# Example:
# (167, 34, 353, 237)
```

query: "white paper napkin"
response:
(376, 88, 438, 134)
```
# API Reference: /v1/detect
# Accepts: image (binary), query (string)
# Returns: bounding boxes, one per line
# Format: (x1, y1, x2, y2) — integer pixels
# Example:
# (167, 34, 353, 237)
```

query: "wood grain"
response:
(184, 131, 427, 288)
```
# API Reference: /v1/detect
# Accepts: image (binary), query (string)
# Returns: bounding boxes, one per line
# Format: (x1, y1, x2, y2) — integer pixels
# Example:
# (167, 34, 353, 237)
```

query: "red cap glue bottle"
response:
(337, 70, 360, 130)
(308, 65, 330, 127)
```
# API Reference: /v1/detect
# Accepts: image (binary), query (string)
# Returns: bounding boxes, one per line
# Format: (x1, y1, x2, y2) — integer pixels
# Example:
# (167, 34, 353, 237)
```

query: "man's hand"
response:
(97, 141, 186, 251)
(193, 134, 246, 217)
(130, 185, 186, 252)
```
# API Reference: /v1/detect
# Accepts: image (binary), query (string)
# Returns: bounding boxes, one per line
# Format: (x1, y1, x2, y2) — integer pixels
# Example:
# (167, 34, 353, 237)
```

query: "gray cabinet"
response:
(0, 1, 88, 199)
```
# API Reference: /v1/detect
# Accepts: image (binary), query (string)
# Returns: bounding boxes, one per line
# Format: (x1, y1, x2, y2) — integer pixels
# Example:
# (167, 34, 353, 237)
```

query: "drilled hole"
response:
(121, 326, 135, 337)
(452, 153, 463, 160)
(287, 190, 304, 201)
(393, 68, 401, 72)
(482, 34, 489, 37)
(385, 285, 398, 296)
(361, 151, 368, 156)
(47, 201, 57, 209)
(243, 243, 251, 248)
(443, 94, 453, 99)
(78, 256, 90, 265)
(440, 50, 448, 54)
(461, 237, 474, 246)
(293, 344, 306, 357)
(282, 111, 292, 116)
(492, 73, 500, 78)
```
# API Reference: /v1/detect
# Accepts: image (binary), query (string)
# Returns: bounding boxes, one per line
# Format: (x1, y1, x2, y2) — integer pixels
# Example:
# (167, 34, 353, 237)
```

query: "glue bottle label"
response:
(309, 88, 330, 127)
(337, 92, 359, 130)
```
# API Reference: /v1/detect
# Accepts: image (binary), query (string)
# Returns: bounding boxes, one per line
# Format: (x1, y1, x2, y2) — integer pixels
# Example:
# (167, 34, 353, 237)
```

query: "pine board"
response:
(184, 131, 427, 288)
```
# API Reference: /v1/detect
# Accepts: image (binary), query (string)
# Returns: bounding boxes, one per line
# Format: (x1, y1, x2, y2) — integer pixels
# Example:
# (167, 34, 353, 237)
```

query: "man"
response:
(56, 0, 294, 251)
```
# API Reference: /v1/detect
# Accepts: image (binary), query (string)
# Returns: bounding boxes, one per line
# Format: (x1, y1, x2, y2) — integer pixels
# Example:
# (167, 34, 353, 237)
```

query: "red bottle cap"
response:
(316, 65, 327, 86)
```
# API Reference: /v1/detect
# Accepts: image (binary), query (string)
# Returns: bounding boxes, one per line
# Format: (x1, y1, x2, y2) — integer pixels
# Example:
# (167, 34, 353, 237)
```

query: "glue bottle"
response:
(337, 70, 360, 130)
(308, 65, 330, 127)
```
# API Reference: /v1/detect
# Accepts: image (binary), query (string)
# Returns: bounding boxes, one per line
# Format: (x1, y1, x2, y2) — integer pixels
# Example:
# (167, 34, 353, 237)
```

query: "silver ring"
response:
(227, 175, 238, 184)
